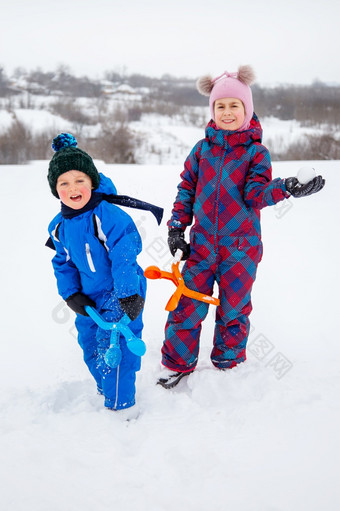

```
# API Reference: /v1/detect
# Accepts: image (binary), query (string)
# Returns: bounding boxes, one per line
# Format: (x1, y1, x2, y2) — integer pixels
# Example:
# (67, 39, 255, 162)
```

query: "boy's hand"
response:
(285, 175, 325, 198)
(119, 294, 145, 321)
(168, 228, 191, 260)
(66, 292, 95, 316)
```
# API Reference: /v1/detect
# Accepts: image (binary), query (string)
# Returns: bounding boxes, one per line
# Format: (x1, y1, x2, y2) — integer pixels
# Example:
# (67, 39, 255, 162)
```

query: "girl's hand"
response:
(168, 229, 191, 260)
(285, 175, 325, 198)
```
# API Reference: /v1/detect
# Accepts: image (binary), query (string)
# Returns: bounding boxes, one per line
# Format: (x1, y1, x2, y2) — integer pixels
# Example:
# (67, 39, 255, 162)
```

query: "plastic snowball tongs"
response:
(144, 250, 220, 311)
(84, 306, 146, 369)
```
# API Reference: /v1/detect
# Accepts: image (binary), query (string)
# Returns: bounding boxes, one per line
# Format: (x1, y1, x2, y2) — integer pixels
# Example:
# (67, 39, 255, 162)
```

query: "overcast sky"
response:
(1, 0, 339, 85)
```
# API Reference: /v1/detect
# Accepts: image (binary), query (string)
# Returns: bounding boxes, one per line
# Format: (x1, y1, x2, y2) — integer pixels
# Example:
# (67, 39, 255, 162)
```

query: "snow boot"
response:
(157, 369, 194, 389)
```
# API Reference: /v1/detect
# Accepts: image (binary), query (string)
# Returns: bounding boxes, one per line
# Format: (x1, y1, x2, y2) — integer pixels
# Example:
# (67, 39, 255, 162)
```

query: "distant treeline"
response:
(1, 66, 340, 164)
(1, 66, 340, 125)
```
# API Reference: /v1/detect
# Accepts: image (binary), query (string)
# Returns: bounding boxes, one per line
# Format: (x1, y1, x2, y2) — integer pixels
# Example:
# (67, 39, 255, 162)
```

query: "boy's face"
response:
(56, 170, 93, 209)
(214, 97, 245, 131)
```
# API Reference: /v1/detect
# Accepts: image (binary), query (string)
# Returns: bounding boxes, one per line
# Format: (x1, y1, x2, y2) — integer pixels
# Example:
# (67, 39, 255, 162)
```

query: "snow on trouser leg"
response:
(74, 286, 144, 408)
(75, 314, 103, 390)
(94, 276, 145, 409)
(96, 308, 142, 410)
(100, 348, 140, 410)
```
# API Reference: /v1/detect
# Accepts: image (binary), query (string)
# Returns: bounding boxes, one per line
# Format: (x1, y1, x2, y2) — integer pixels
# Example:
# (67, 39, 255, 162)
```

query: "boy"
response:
(47, 133, 146, 415)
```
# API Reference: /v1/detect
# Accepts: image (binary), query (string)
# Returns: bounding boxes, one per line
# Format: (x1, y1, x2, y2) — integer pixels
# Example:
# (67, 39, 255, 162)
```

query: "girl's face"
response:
(56, 170, 93, 209)
(214, 97, 245, 131)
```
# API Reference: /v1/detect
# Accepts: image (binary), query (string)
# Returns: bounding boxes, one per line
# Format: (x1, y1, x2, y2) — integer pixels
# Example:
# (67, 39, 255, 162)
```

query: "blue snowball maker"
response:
(84, 306, 146, 369)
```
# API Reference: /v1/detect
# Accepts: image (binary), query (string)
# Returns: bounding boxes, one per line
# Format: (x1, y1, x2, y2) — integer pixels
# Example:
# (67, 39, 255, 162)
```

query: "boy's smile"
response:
(56, 170, 93, 209)
(214, 97, 245, 131)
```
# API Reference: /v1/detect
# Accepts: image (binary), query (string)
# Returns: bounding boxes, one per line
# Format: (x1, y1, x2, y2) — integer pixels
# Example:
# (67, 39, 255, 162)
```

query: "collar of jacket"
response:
(60, 192, 103, 218)
(205, 113, 263, 150)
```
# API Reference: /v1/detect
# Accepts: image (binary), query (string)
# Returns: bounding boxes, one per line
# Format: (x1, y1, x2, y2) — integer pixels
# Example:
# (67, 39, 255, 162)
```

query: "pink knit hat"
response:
(196, 66, 256, 131)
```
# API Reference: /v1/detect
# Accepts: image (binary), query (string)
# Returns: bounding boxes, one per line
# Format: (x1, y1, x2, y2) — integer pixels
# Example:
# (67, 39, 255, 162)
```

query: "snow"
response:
(16, 109, 76, 135)
(0, 110, 14, 132)
(261, 116, 338, 153)
(1, 94, 334, 164)
(0, 107, 75, 136)
(0, 159, 340, 510)
(297, 166, 316, 184)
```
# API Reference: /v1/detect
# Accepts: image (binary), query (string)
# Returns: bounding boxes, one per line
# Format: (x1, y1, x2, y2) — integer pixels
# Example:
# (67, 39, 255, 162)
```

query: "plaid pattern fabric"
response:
(163, 115, 288, 371)
(168, 115, 288, 234)
(162, 238, 262, 370)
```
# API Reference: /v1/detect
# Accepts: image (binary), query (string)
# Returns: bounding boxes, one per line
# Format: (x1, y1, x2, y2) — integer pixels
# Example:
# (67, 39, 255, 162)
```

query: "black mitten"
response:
(66, 292, 95, 316)
(119, 294, 145, 321)
(168, 228, 191, 260)
(285, 175, 325, 198)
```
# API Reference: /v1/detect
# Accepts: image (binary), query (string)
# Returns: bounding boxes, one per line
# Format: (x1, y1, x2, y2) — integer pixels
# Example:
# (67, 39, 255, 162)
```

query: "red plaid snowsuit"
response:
(162, 115, 289, 371)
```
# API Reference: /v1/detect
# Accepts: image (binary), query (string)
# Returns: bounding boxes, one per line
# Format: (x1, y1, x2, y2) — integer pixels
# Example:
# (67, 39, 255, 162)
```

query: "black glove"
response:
(66, 292, 95, 316)
(285, 175, 325, 198)
(119, 294, 145, 321)
(168, 228, 191, 260)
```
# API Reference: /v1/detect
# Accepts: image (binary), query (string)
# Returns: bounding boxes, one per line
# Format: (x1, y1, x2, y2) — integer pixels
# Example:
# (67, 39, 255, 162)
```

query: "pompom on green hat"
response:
(48, 133, 100, 198)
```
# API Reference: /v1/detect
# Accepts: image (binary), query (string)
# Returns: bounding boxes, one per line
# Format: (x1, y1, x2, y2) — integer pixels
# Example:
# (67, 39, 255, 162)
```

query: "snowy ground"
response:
(0, 159, 339, 510)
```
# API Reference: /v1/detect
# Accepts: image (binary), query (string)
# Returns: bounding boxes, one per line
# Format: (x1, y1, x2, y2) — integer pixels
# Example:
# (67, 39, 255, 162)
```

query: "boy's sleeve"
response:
(48, 220, 81, 300)
(167, 142, 201, 230)
(243, 144, 289, 209)
(98, 203, 142, 298)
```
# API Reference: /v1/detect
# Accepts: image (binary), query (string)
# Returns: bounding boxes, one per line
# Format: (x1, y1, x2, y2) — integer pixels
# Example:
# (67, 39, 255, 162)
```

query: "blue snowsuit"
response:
(48, 173, 146, 409)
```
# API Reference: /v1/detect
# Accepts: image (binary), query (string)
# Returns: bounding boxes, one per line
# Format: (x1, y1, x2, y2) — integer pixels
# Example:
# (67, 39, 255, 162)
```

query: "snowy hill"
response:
(0, 160, 339, 510)
(1, 88, 337, 165)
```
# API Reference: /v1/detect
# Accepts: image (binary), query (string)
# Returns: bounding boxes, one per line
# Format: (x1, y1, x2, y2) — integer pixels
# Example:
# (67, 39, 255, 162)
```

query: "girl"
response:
(158, 66, 324, 389)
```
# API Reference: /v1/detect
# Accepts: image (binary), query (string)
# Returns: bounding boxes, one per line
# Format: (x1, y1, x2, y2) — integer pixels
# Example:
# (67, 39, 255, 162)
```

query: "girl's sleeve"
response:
(98, 203, 142, 298)
(48, 221, 81, 300)
(243, 144, 289, 209)
(167, 142, 201, 230)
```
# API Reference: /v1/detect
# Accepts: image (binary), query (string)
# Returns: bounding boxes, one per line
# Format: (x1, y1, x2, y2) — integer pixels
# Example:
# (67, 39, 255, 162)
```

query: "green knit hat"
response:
(48, 133, 100, 198)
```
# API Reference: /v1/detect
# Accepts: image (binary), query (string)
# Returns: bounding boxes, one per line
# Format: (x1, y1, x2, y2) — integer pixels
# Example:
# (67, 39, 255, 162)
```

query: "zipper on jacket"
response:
(213, 153, 227, 250)
(85, 243, 96, 272)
